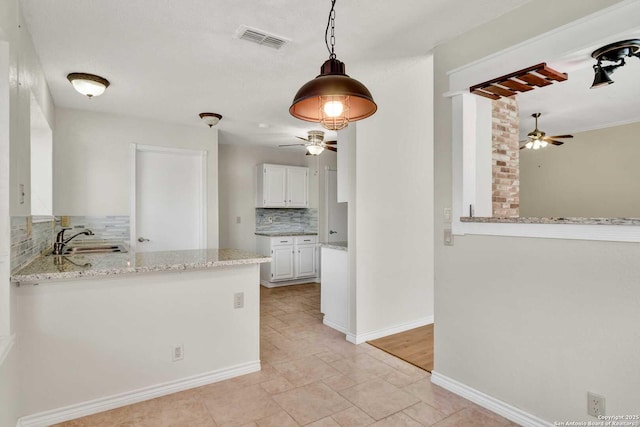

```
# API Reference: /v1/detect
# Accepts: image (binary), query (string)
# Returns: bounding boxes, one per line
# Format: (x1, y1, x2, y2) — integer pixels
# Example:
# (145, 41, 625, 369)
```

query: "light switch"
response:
(444, 208, 452, 223)
(236, 216, 241, 224)
(444, 228, 454, 246)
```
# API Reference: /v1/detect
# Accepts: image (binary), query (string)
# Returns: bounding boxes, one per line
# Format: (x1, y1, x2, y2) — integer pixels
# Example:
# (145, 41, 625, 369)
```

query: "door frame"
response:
(324, 166, 339, 242)
(130, 144, 208, 251)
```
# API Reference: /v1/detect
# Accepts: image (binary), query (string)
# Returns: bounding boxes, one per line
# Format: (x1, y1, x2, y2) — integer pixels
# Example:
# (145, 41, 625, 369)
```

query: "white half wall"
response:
(53, 108, 219, 248)
(434, 0, 639, 422)
(351, 55, 435, 339)
(17, 266, 260, 418)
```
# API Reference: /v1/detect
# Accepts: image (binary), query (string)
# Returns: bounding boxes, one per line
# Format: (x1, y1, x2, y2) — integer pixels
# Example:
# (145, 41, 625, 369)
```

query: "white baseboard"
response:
(346, 316, 434, 345)
(17, 360, 261, 427)
(323, 317, 347, 334)
(430, 371, 553, 427)
(260, 278, 319, 288)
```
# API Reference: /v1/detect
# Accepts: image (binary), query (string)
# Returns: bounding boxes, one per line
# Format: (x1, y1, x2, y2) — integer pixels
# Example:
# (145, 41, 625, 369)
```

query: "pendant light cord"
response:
(325, 0, 337, 59)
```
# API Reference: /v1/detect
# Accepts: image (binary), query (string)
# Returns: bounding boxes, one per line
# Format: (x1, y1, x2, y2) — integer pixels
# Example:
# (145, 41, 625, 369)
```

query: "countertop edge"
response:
(460, 216, 640, 226)
(11, 257, 272, 285)
(319, 242, 348, 251)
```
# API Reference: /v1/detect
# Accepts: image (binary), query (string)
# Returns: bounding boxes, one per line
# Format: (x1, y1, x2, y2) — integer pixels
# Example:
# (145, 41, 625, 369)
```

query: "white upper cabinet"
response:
(286, 166, 309, 208)
(257, 164, 309, 208)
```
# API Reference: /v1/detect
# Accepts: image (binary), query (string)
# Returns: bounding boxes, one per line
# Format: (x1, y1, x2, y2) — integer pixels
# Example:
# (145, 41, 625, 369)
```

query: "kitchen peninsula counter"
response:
(12, 248, 270, 285)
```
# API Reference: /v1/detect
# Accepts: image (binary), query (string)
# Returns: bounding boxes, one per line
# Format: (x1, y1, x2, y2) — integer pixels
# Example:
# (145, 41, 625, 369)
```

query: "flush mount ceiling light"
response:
(67, 73, 110, 98)
(289, 0, 377, 131)
(199, 112, 223, 128)
(590, 39, 640, 89)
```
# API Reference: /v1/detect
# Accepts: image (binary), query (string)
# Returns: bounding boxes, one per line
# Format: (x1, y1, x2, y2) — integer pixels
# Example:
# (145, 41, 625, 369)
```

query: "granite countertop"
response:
(255, 231, 318, 236)
(11, 248, 271, 285)
(320, 241, 348, 251)
(460, 217, 640, 226)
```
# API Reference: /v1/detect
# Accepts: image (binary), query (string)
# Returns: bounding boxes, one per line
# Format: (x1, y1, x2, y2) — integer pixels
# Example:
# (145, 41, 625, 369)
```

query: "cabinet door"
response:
(271, 245, 294, 281)
(296, 244, 316, 278)
(263, 165, 287, 207)
(286, 167, 308, 208)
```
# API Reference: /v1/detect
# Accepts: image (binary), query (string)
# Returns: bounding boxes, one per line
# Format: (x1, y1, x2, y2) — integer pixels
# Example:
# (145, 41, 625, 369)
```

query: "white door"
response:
(272, 246, 294, 281)
(296, 245, 316, 278)
(134, 146, 206, 252)
(264, 165, 287, 207)
(287, 167, 308, 207)
(326, 169, 348, 242)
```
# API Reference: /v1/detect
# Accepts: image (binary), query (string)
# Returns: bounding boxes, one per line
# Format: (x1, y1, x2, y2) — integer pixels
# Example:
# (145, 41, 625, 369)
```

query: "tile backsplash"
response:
(55, 216, 130, 243)
(10, 215, 130, 273)
(11, 217, 54, 273)
(255, 208, 318, 233)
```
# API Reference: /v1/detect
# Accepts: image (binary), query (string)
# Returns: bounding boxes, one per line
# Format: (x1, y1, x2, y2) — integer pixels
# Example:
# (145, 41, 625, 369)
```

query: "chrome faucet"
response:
(52, 228, 95, 255)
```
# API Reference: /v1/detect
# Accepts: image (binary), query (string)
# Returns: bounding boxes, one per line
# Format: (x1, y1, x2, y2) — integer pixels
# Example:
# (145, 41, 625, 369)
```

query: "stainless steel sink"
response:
(59, 244, 128, 255)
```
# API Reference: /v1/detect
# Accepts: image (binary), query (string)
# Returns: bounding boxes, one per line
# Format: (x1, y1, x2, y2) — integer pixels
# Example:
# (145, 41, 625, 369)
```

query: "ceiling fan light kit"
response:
(278, 130, 338, 155)
(590, 39, 640, 89)
(306, 145, 325, 155)
(520, 113, 573, 150)
(289, 0, 377, 131)
(199, 112, 223, 128)
(67, 73, 110, 98)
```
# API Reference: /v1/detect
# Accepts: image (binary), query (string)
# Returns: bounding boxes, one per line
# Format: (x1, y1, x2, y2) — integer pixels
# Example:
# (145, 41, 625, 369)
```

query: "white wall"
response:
(0, 1, 55, 424)
(18, 266, 260, 418)
(520, 121, 640, 218)
(352, 55, 434, 338)
(218, 142, 336, 251)
(54, 108, 220, 248)
(30, 93, 53, 216)
(434, 0, 640, 422)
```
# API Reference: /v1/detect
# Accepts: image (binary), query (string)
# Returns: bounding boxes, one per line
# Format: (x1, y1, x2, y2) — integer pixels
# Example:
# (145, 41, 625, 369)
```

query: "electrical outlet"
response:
(587, 392, 605, 417)
(267, 216, 273, 224)
(19, 184, 25, 204)
(234, 292, 244, 309)
(444, 228, 454, 246)
(171, 344, 184, 362)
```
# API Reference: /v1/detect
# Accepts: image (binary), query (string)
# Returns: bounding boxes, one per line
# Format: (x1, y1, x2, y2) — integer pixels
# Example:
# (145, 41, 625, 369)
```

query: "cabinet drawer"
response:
(271, 237, 294, 246)
(295, 236, 317, 245)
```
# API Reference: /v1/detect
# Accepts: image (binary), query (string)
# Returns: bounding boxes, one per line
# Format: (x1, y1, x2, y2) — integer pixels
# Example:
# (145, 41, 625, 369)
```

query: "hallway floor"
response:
(55, 283, 516, 426)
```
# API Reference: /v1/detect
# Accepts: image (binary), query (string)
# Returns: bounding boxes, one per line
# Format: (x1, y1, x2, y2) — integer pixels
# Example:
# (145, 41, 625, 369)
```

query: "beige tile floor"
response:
(54, 283, 518, 427)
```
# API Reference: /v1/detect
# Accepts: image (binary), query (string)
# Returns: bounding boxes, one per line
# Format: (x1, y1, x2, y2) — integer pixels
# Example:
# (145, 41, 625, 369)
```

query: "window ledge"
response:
(454, 218, 640, 243)
(0, 334, 15, 367)
(460, 217, 640, 226)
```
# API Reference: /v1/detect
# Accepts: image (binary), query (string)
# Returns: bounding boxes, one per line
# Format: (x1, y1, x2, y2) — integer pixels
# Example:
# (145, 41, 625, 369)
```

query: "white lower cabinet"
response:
(257, 235, 318, 287)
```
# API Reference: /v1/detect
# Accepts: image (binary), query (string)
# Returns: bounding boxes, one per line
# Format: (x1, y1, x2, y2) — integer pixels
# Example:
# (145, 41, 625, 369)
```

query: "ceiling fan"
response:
(520, 113, 573, 150)
(279, 130, 337, 156)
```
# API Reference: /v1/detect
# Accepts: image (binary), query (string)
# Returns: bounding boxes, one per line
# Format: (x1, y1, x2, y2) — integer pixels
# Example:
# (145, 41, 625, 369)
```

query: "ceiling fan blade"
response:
(519, 145, 528, 150)
(546, 139, 564, 146)
(547, 134, 573, 139)
(323, 140, 337, 145)
(296, 136, 310, 142)
(279, 143, 307, 147)
(305, 151, 311, 156)
(325, 146, 337, 152)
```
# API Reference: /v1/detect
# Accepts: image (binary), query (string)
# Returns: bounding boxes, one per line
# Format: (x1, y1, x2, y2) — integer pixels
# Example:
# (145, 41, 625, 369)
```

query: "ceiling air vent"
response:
(236, 25, 289, 50)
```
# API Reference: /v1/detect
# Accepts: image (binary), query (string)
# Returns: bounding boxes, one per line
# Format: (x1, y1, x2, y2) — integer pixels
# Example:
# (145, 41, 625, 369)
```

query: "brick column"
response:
(492, 96, 519, 217)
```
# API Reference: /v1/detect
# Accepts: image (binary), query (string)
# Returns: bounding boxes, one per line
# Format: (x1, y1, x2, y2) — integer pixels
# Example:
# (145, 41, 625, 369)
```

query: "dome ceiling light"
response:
(590, 39, 640, 89)
(67, 73, 110, 98)
(289, 0, 377, 131)
(199, 113, 223, 128)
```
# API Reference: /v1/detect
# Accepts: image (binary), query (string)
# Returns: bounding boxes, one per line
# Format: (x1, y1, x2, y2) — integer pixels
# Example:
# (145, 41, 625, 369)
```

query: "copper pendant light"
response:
(289, 0, 376, 130)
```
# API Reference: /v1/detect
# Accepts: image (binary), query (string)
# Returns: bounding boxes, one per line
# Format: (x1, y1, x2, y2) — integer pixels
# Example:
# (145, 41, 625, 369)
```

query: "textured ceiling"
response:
(20, 0, 530, 147)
